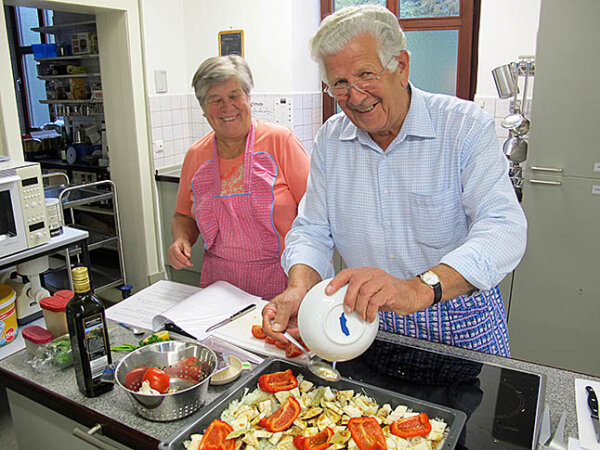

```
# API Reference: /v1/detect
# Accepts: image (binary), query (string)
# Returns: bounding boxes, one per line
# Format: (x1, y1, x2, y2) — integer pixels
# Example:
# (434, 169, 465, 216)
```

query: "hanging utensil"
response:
(503, 134, 528, 163)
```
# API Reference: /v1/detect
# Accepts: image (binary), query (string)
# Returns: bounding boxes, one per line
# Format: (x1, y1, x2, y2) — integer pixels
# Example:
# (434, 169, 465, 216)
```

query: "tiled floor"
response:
(0, 386, 18, 448)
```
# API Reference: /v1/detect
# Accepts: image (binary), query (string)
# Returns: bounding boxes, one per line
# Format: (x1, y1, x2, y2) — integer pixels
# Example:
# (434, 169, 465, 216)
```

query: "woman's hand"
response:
(167, 238, 194, 269)
(169, 212, 200, 270)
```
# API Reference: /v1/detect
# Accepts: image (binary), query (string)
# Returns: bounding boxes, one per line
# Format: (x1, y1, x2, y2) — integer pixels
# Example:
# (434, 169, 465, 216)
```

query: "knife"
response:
(206, 304, 256, 333)
(586, 385, 600, 442)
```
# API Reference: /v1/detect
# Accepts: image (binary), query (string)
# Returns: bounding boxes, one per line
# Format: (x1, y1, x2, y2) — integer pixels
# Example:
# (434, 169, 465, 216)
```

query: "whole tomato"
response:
(124, 366, 148, 391)
(141, 367, 170, 393)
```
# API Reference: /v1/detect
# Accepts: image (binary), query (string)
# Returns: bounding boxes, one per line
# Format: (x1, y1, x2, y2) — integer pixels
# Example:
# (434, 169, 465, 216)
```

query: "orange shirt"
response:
(176, 120, 310, 253)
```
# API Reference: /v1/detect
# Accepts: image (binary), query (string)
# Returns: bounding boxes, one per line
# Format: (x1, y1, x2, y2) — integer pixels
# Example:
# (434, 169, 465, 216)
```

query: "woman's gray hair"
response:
(309, 5, 407, 83)
(191, 55, 254, 106)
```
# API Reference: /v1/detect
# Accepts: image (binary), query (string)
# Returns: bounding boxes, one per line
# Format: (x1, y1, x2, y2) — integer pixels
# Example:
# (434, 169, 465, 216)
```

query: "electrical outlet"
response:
(154, 140, 164, 154)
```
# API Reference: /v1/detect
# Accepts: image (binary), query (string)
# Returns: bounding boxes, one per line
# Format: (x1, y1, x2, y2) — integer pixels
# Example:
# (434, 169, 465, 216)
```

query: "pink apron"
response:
(191, 123, 287, 300)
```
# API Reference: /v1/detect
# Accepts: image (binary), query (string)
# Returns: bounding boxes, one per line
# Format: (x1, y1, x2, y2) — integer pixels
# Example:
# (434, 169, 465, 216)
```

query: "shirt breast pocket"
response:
(409, 190, 461, 249)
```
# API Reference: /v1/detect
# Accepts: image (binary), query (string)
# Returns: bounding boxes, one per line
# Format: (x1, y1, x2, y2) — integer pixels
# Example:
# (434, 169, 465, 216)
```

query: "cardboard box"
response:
(71, 33, 90, 55)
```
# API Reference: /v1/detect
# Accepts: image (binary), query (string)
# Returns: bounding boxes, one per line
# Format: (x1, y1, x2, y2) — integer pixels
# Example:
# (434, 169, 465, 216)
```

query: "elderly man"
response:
(262, 5, 526, 356)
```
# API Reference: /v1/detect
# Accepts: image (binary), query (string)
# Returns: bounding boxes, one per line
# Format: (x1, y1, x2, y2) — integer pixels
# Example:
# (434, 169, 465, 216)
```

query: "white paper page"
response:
(106, 280, 201, 330)
(152, 281, 260, 340)
(575, 378, 600, 450)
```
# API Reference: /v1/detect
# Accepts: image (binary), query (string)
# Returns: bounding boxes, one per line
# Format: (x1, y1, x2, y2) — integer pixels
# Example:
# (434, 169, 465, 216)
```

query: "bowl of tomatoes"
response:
(114, 341, 218, 421)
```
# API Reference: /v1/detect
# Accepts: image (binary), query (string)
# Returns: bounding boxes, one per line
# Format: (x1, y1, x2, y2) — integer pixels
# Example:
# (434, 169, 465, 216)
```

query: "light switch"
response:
(155, 70, 167, 93)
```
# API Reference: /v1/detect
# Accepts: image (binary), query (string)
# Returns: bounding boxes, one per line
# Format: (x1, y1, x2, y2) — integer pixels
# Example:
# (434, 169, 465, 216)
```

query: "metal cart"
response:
(43, 173, 127, 294)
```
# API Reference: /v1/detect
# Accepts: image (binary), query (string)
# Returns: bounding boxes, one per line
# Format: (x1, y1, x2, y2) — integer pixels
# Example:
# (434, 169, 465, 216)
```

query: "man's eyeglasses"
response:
(324, 58, 394, 99)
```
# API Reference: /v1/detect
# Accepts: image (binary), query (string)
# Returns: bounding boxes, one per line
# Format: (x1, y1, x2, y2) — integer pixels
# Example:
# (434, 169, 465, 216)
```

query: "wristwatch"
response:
(418, 270, 442, 305)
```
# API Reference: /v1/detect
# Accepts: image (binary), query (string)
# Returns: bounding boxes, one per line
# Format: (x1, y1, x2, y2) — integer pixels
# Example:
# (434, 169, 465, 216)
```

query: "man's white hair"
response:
(309, 5, 407, 83)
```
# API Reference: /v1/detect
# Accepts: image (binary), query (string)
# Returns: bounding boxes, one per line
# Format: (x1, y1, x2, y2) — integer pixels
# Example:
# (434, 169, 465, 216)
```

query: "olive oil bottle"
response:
(66, 266, 113, 397)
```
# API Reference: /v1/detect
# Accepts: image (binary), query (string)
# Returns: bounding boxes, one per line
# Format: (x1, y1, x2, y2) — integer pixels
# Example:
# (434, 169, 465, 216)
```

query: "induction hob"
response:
(336, 339, 544, 449)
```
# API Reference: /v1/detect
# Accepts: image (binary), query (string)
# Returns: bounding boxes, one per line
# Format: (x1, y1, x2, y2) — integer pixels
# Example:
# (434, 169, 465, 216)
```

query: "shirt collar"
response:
(338, 83, 437, 146)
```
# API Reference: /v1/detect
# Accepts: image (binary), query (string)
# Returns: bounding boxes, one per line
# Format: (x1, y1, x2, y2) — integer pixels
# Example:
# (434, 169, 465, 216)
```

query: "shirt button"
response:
(383, 189, 389, 194)
(386, 221, 391, 227)
(389, 254, 395, 259)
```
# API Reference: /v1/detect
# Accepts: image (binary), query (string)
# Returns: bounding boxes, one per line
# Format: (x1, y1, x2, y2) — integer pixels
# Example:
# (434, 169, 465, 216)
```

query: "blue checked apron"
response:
(379, 285, 511, 356)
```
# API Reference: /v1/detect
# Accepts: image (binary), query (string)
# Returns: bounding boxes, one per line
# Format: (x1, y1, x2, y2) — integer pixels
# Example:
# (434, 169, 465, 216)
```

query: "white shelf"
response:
(38, 73, 101, 80)
(40, 99, 102, 105)
(32, 20, 96, 34)
(35, 54, 99, 62)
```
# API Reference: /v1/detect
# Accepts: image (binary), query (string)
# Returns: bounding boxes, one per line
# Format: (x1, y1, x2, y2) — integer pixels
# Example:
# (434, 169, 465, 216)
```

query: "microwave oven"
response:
(0, 160, 50, 259)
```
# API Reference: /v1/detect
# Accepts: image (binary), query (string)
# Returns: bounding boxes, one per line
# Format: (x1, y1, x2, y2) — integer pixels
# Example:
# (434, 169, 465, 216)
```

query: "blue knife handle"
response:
(586, 386, 599, 417)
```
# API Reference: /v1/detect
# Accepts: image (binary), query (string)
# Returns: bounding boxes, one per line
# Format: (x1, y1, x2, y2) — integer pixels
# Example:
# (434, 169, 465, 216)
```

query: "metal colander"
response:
(114, 341, 218, 421)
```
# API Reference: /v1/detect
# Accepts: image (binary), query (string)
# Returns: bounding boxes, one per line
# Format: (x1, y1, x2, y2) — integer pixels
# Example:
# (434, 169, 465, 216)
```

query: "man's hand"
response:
(326, 267, 426, 322)
(167, 238, 194, 269)
(261, 264, 322, 344)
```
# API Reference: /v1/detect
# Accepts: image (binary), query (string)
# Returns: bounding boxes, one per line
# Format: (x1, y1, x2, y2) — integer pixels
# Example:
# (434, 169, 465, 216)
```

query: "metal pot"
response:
(501, 113, 530, 136)
(503, 135, 528, 163)
(114, 341, 219, 421)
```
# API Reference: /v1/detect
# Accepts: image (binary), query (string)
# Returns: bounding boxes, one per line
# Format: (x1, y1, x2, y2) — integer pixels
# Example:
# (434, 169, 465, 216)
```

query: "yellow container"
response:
(0, 284, 18, 347)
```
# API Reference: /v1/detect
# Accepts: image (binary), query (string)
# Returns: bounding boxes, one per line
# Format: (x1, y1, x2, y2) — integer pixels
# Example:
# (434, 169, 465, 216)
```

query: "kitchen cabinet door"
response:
(527, 0, 600, 179)
(507, 175, 600, 375)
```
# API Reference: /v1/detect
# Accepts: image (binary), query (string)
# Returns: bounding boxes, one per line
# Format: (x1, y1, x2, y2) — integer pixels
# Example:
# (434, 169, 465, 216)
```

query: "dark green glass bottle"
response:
(65, 266, 113, 397)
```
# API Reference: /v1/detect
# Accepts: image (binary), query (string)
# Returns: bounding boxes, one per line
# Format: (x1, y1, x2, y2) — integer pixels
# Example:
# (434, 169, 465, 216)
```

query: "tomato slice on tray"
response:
(258, 396, 301, 432)
(258, 369, 298, 393)
(124, 366, 148, 391)
(293, 426, 333, 450)
(251, 325, 266, 339)
(141, 367, 170, 394)
(347, 417, 386, 450)
(390, 412, 431, 438)
(198, 419, 234, 450)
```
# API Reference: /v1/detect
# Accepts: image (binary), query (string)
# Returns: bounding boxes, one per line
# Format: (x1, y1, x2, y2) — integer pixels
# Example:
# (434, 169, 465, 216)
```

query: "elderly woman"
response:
(169, 55, 310, 300)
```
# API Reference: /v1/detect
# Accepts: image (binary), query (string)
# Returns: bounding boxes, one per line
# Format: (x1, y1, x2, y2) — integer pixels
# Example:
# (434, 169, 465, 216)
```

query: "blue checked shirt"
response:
(283, 85, 527, 291)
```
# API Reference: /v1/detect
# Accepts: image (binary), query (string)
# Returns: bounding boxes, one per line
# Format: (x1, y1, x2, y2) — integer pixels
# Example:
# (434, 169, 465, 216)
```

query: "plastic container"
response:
(0, 284, 18, 347)
(40, 295, 70, 338)
(22, 325, 53, 356)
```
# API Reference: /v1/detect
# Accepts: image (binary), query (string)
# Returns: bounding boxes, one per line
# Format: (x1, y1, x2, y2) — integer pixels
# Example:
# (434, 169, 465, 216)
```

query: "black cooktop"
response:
(336, 339, 544, 449)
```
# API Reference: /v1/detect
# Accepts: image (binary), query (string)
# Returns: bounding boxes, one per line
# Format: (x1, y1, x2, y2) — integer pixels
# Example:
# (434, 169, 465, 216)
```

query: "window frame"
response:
(7, 6, 53, 133)
(320, 0, 480, 121)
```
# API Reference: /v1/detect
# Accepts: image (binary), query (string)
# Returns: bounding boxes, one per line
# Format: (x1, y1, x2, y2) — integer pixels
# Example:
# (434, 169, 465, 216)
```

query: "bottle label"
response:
(83, 313, 109, 381)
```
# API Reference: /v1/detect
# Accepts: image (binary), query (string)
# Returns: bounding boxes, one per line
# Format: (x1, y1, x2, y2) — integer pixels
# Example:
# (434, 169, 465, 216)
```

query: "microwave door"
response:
(0, 175, 28, 257)
(0, 190, 18, 240)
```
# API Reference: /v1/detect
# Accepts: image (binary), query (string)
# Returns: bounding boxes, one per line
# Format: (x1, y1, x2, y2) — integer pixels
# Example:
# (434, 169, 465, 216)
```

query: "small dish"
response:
(209, 355, 242, 385)
(298, 278, 378, 362)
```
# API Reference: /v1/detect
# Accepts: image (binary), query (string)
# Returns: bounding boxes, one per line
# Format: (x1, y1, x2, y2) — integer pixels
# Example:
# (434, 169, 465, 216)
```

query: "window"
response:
(320, 0, 479, 119)
(6, 6, 54, 132)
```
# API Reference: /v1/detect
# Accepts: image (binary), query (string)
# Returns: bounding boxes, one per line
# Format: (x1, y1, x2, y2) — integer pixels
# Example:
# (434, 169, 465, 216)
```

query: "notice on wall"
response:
(219, 30, 244, 57)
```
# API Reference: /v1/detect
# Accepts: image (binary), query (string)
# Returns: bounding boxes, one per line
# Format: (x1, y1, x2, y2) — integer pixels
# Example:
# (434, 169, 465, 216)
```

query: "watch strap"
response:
(419, 271, 442, 305)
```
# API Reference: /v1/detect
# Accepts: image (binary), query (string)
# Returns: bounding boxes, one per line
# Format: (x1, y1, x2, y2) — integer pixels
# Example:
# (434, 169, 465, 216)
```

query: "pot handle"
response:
(214, 353, 232, 375)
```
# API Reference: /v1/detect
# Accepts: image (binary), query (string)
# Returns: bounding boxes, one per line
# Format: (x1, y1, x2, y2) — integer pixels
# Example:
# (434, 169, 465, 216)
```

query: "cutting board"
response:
(213, 300, 308, 363)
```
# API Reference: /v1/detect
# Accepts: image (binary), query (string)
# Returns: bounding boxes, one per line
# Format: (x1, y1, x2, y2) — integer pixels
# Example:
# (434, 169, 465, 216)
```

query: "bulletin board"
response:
(219, 30, 244, 57)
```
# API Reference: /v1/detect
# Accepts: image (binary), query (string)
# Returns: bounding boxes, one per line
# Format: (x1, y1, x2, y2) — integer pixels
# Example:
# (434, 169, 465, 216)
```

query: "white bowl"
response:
(209, 355, 242, 385)
(298, 278, 379, 362)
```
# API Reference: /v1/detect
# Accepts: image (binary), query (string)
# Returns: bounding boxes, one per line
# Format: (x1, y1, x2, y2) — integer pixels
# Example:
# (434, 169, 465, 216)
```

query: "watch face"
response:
(422, 271, 439, 285)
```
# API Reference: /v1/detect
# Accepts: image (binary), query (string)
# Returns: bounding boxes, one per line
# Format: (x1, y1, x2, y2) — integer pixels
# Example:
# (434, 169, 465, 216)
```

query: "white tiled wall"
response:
(149, 91, 322, 170)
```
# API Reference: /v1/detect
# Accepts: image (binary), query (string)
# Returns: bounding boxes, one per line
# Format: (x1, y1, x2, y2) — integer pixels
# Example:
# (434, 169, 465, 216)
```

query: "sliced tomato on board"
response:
(258, 369, 298, 393)
(251, 325, 266, 339)
(285, 342, 303, 358)
(274, 339, 288, 350)
(141, 367, 170, 393)
(293, 426, 334, 450)
(390, 412, 432, 438)
(258, 396, 301, 432)
(265, 336, 276, 345)
(198, 419, 234, 450)
(347, 417, 387, 450)
(124, 366, 148, 391)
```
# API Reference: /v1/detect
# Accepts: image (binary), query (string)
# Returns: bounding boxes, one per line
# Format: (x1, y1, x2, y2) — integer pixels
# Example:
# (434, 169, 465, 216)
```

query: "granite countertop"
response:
(1, 324, 599, 448)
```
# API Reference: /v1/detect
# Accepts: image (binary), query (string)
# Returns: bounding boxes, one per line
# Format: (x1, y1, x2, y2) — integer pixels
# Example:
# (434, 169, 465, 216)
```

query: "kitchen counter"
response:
(155, 166, 182, 183)
(1, 323, 598, 449)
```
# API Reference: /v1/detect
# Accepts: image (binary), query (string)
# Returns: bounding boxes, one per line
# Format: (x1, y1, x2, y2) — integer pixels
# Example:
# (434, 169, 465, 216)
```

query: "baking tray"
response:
(160, 358, 467, 449)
